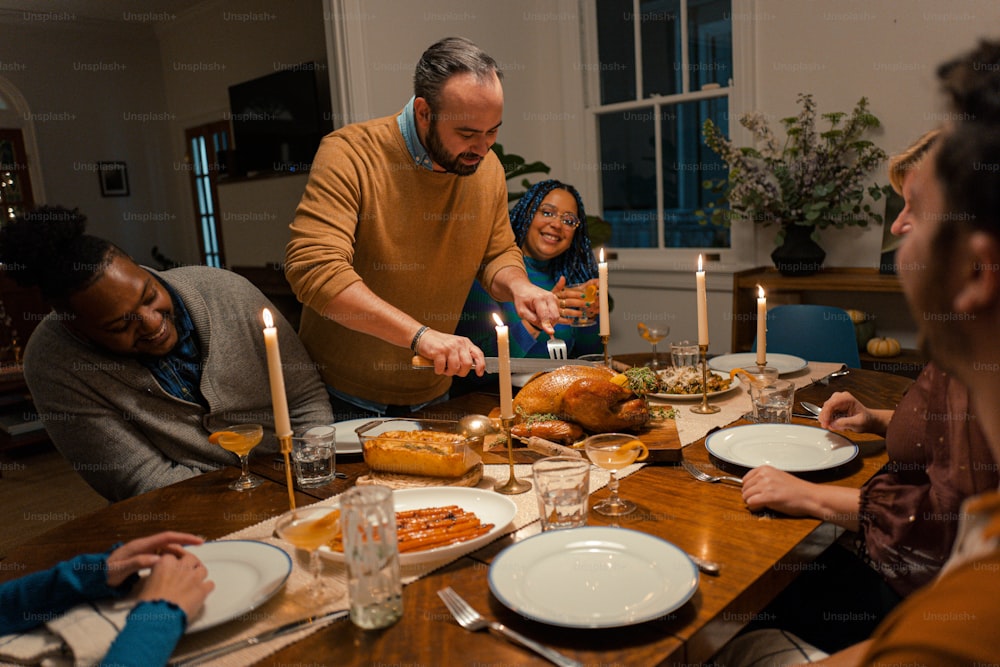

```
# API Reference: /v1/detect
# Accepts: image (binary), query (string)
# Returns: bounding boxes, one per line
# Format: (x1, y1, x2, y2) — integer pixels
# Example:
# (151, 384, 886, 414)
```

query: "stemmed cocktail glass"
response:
(583, 433, 649, 516)
(637, 322, 670, 369)
(274, 506, 342, 600)
(211, 423, 264, 491)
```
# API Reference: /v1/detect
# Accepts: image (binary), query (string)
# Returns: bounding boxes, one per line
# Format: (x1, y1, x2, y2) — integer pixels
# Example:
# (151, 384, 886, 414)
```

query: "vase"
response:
(771, 224, 825, 276)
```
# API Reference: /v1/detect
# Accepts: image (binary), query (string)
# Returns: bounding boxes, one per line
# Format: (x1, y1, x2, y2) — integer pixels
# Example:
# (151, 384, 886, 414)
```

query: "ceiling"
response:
(0, 0, 209, 23)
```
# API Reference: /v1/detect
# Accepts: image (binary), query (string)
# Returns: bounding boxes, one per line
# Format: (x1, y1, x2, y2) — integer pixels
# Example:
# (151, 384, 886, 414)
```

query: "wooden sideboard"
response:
(731, 266, 926, 378)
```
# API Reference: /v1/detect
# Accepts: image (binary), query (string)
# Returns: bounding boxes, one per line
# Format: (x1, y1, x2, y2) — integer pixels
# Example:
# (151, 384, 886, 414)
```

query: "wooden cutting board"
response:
(481, 411, 682, 464)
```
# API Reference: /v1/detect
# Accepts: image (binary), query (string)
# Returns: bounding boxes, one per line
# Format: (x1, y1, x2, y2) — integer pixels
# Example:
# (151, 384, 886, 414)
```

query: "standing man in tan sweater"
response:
(285, 37, 558, 419)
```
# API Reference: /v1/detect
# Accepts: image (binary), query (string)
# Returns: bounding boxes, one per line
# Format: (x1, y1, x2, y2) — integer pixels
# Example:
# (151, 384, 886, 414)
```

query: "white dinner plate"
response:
(488, 527, 698, 628)
(708, 353, 808, 376)
(650, 370, 741, 401)
(319, 487, 517, 566)
(330, 418, 376, 455)
(183, 540, 291, 633)
(705, 423, 859, 472)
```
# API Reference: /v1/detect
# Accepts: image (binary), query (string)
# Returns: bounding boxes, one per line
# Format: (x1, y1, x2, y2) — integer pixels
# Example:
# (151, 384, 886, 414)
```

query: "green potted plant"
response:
(699, 94, 889, 276)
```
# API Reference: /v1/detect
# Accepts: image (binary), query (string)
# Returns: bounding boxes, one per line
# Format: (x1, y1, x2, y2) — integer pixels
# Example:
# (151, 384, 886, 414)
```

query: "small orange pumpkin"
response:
(866, 336, 901, 357)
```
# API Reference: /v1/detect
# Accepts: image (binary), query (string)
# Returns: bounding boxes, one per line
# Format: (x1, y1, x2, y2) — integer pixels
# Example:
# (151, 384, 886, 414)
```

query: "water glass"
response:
(750, 380, 795, 424)
(292, 425, 336, 488)
(567, 282, 597, 326)
(670, 341, 699, 368)
(532, 456, 590, 531)
(340, 485, 403, 629)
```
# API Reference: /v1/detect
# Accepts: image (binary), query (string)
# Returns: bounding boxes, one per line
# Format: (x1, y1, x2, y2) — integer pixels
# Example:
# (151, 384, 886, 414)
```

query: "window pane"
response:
(662, 98, 730, 248)
(688, 0, 732, 89)
(640, 0, 681, 98)
(596, 0, 635, 104)
(598, 109, 658, 248)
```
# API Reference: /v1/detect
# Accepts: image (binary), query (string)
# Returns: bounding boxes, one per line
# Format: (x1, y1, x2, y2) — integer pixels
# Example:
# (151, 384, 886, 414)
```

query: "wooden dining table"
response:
(0, 363, 914, 666)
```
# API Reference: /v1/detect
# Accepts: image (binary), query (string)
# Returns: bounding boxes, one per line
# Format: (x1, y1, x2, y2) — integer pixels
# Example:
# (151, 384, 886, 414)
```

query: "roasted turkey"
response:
(512, 365, 649, 434)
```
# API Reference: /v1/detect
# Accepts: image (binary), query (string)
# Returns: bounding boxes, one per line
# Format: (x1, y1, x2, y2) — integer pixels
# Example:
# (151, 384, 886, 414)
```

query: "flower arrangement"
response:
(698, 94, 889, 234)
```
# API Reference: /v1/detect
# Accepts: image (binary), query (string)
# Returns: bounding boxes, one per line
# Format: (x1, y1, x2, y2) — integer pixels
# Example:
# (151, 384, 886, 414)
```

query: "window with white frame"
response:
(585, 0, 733, 250)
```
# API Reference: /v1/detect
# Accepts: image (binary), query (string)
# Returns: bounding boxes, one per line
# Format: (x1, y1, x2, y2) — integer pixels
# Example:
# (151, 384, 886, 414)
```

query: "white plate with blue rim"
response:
(488, 526, 698, 628)
(183, 540, 291, 633)
(708, 353, 808, 376)
(706, 423, 859, 472)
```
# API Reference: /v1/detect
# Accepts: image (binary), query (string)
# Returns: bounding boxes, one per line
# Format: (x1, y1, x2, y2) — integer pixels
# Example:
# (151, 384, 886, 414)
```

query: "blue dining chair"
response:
(751, 304, 862, 368)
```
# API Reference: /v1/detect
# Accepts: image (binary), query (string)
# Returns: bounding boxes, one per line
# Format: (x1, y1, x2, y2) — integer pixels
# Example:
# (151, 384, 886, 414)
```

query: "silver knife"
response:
(168, 609, 349, 666)
(411, 355, 597, 374)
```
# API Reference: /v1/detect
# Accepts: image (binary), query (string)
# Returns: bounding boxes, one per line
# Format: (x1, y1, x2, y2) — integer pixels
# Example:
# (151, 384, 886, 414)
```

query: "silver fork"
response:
(681, 460, 743, 486)
(437, 587, 582, 667)
(547, 335, 568, 360)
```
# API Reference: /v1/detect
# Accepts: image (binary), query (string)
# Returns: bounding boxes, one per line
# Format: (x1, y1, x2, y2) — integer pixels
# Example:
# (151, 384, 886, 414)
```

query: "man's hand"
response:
(510, 283, 560, 336)
(414, 328, 487, 377)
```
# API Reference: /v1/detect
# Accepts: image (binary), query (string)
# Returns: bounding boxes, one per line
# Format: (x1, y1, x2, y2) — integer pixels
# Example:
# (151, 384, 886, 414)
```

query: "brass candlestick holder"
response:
(494, 416, 531, 495)
(690, 344, 720, 414)
(601, 334, 610, 366)
(278, 433, 296, 510)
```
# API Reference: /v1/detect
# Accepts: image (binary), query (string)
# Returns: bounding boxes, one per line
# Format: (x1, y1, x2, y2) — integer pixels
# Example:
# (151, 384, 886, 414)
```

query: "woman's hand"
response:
(552, 277, 599, 325)
(106, 531, 205, 588)
(136, 549, 214, 621)
(741, 465, 820, 516)
(817, 391, 891, 434)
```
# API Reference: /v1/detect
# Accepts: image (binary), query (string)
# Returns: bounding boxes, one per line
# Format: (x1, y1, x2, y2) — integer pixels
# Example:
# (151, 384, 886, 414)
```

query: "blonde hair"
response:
(888, 128, 941, 194)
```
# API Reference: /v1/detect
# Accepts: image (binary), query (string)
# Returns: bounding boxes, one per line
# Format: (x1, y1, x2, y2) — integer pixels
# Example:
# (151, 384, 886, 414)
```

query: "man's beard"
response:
(425, 118, 482, 176)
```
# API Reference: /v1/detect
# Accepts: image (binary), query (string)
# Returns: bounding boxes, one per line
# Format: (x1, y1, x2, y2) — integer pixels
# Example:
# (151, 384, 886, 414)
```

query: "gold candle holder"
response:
(601, 334, 610, 367)
(690, 344, 720, 414)
(494, 416, 531, 495)
(278, 433, 296, 509)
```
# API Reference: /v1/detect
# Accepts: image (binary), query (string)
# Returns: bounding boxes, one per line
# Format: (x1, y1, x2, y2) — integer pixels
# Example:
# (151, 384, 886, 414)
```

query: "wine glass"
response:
(212, 423, 264, 491)
(637, 322, 671, 369)
(274, 506, 342, 600)
(583, 433, 649, 516)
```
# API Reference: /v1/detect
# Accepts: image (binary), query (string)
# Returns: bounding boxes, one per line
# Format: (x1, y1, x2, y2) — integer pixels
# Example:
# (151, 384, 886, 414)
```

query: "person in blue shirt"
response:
(1, 531, 213, 666)
(453, 179, 602, 393)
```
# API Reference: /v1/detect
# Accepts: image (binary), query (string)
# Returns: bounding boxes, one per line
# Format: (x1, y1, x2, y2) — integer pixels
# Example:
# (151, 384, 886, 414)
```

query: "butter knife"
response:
(411, 355, 596, 374)
(168, 609, 349, 666)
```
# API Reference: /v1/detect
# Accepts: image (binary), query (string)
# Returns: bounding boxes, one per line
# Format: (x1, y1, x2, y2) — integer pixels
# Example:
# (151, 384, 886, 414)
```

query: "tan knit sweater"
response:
(285, 111, 524, 405)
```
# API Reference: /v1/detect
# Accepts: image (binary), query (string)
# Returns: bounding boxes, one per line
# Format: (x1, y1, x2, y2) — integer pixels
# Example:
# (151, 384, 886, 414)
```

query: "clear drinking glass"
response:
(669, 340, 700, 368)
(341, 485, 403, 629)
(583, 433, 649, 516)
(213, 423, 264, 491)
(532, 456, 590, 530)
(750, 379, 795, 424)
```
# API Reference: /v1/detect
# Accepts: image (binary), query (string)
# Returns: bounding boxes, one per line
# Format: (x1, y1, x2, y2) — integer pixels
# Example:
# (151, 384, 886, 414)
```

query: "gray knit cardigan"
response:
(23, 266, 334, 501)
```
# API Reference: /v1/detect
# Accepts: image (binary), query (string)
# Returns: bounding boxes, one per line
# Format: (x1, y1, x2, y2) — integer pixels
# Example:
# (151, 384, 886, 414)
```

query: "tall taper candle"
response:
(696, 254, 709, 346)
(493, 313, 514, 419)
(598, 248, 610, 337)
(756, 285, 767, 366)
(262, 308, 292, 437)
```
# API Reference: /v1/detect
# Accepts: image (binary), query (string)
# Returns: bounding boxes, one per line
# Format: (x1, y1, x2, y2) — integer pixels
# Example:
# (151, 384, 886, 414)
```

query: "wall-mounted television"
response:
(227, 63, 332, 176)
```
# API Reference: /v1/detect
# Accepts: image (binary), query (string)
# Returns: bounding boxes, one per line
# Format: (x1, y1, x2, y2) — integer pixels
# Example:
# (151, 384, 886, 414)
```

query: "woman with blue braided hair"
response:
(454, 179, 602, 382)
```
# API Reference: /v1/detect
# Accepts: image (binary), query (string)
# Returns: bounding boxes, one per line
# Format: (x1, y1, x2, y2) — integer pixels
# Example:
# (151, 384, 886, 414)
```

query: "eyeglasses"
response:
(537, 204, 581, 229)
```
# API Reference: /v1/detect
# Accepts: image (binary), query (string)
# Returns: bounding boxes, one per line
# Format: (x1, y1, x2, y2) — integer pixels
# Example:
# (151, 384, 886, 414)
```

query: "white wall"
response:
(0, 12, 177, 263)
(749, 0, 1000, 268)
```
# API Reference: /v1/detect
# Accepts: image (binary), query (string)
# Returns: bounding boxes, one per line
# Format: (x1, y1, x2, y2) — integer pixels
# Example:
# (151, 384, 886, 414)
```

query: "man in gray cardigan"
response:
(4, 208, 333, 501)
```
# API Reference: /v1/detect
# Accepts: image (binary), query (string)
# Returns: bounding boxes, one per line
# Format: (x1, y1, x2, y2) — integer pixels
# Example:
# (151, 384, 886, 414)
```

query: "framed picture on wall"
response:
(98, 161, 129, 197)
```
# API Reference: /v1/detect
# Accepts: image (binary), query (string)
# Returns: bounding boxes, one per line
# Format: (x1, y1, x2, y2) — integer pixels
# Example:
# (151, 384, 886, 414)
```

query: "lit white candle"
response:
(756, 285, 767, 366)
(262, 308, 292, 438)
(696, 255, 709, 346)
(493, 313, 514, 419)
(598, 248, 610, 337)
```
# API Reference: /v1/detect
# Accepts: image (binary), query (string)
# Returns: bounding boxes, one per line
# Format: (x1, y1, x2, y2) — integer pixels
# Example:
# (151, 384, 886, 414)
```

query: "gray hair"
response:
(413, 36, 502, 113)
